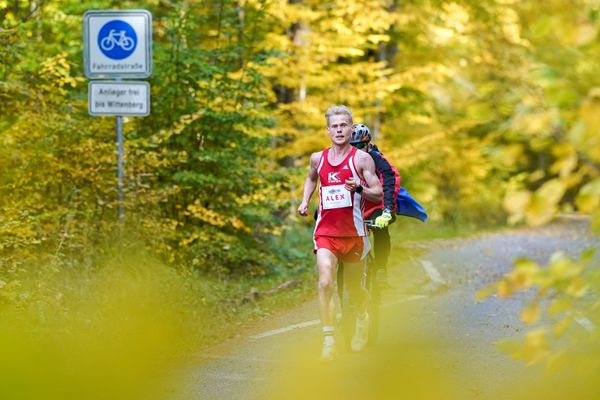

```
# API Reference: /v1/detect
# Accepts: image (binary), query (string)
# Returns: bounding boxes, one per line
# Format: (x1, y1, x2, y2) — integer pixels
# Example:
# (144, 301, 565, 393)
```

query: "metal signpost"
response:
(83, 10, 152, 221)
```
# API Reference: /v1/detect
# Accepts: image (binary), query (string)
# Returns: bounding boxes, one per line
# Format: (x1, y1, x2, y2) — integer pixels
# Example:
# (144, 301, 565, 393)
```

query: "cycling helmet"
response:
(350, 123, 371, 145)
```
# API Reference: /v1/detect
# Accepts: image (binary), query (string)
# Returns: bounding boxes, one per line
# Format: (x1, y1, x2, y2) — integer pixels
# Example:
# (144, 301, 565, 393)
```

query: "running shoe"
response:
(321, 338, 336, 361)
(351, 313, 369, 352)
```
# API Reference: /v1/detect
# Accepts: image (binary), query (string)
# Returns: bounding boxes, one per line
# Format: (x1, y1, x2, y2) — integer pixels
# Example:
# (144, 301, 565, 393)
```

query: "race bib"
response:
(322, 185, 352, 210)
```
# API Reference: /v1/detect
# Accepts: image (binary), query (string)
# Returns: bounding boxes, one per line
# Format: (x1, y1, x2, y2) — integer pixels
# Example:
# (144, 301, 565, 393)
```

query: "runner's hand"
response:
(298, 202, 309, 216)
(344, 178, 357, 192)
(374, 209, 393, 228)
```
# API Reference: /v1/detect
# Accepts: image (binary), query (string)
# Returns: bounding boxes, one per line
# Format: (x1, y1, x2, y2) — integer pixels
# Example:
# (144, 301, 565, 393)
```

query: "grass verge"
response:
(0, 227, 317, 400)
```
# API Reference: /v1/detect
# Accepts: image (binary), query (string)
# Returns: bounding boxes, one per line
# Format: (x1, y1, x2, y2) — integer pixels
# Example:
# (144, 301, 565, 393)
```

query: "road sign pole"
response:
(116, 115, 125, 222)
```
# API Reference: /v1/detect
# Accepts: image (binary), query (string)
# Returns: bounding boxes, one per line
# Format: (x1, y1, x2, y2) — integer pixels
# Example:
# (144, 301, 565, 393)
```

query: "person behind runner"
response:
(298, 105, 383, 360)
(350, 123, 401, 285)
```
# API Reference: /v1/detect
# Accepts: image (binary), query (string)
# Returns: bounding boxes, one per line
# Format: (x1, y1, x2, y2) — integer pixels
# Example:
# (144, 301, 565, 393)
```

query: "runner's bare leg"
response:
(316, 249, 337, 327)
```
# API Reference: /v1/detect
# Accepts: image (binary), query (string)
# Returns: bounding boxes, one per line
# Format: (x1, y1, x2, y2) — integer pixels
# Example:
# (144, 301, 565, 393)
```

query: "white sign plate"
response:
(83, 10, 152, 79)
(89, 81, 150, 116)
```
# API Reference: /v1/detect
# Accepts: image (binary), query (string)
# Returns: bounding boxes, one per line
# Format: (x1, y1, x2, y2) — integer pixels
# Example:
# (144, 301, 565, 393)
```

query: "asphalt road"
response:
(169, 216, 597, 400)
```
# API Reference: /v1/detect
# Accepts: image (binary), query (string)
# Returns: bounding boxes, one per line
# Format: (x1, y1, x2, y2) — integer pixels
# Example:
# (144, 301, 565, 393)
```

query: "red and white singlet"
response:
(314, 147, 367, 238)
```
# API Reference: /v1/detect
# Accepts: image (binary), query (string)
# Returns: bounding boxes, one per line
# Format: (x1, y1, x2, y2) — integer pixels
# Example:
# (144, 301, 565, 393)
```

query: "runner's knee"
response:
(318, 275, 334, 292)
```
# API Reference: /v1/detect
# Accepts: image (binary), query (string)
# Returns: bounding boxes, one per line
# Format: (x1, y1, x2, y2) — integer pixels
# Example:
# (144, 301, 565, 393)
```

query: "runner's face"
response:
(327, 114, 352, 146)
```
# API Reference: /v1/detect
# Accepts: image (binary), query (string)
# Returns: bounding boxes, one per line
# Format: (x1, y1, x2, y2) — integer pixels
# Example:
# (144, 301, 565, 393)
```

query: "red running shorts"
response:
(313, 235, 370, 263)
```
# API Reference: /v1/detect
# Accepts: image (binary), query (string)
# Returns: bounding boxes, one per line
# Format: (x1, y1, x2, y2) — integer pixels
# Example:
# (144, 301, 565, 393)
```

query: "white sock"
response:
(322, 326, 335, 344)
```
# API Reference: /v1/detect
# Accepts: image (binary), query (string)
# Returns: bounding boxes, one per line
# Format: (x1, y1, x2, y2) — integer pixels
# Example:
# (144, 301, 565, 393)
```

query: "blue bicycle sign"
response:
(97, 20, 137, 60)
(83, 10, 152, 79)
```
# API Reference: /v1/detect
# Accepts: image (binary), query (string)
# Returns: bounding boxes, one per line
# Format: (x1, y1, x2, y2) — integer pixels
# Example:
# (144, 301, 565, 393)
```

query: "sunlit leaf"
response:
(553, 318, 572, 338)
(475, 284, 496, 302)
(525, 179, 566, 226)
(510, 258, 540, 289)
(466, 103, 494, 123)
(519, 329, 549, 365)
(576, 178, 600, 213)
(548, 297, 573, 316)
(565, 278, 588, 298)
(576, 23, 598, 46)
(575, 192, 599, 213)
(580, 248, 596, 263)
(537, 179, 566, 204)
(548, 252, 583, 282)
(526, 195, 557, 226)
(503, 190, 531, 215)
(496, 279, 514, 299)
(495, 338, 521, 356)
(549, 153, 578, 178)
(520, 301, 541, 325)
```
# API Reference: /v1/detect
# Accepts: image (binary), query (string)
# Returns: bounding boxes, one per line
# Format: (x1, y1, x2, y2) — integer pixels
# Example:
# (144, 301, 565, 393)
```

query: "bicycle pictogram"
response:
(97, 20, 137, 60)
(100, 30, 135, 51)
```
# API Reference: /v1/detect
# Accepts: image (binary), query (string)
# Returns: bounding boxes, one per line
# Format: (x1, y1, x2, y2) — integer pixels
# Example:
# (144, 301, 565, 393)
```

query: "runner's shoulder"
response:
(310, 151, 323, 166)
(354, 149, 375, 165)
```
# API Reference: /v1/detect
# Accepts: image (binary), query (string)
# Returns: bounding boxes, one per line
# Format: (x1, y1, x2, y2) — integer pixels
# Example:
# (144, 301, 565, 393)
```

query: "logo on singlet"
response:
(328, 172, 341, 183)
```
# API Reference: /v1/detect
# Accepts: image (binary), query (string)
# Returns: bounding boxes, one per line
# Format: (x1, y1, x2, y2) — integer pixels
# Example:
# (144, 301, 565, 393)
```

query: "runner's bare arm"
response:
(298, 152, 322, 216)
(347, 151, 383, 204)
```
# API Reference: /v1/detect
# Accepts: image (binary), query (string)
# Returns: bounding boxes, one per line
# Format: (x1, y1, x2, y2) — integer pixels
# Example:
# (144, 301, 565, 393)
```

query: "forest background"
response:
(1, 0, 600, 398)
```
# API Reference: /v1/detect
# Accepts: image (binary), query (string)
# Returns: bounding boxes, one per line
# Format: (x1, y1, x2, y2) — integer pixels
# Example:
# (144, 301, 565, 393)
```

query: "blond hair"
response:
(325, 105, 353, 126)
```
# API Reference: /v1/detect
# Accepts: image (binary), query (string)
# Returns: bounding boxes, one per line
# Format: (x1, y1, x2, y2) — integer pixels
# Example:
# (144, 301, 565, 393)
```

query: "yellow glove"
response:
(374, 209, 393, 228)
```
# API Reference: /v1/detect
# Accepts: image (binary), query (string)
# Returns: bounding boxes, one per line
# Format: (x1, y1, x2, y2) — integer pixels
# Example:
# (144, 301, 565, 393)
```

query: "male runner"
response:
(298, 105, 382, 360)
